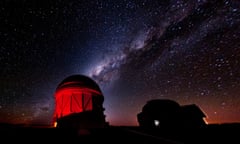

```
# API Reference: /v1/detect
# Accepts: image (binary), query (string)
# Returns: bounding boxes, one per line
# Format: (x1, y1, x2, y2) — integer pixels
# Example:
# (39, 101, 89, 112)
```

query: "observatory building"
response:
(137, 99, 206, 129)
(53, 74, 108, 129)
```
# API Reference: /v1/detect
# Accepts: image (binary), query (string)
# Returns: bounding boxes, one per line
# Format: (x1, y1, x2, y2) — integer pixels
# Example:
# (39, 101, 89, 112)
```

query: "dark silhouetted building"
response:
(53, 74, 108, 129)
(137, 99, 206, 129)
(179, 104, 206, 129)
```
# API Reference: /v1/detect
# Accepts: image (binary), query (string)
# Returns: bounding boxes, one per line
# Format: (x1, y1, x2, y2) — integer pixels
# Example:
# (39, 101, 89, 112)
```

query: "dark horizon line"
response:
(1, 122, 240, 128)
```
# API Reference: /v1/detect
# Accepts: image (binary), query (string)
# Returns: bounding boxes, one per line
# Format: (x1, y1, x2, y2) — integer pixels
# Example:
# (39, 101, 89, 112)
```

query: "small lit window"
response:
(154, 120, 160, 127)
(54, 121, 58, 127)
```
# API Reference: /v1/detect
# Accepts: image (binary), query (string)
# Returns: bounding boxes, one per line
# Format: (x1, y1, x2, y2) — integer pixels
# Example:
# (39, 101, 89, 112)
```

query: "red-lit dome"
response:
(53, 74, 106, 128)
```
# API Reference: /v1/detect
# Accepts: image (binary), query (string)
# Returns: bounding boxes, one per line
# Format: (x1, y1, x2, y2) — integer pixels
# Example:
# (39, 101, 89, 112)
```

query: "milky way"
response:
(0, 0, 240, 126)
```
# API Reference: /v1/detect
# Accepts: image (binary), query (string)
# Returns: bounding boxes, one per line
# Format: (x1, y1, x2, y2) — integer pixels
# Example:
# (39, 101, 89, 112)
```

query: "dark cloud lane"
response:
(88, 1, 240, 125)
(0, 0, 240, 126)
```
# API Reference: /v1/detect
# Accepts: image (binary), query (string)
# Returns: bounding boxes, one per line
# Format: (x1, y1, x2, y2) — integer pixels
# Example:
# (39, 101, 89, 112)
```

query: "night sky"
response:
(0, 0, 240, 126)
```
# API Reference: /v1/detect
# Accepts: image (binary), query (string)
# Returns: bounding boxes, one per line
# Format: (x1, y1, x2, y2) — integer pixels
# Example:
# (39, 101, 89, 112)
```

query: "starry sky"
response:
(0, 0, 240, 126)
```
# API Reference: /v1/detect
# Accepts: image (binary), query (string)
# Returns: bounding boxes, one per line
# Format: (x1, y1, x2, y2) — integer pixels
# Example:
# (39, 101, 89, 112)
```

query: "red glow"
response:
(53, 87, 101, 122)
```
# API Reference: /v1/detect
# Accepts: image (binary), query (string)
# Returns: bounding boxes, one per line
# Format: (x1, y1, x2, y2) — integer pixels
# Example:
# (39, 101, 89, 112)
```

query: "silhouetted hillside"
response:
(0, 123, 239, 143)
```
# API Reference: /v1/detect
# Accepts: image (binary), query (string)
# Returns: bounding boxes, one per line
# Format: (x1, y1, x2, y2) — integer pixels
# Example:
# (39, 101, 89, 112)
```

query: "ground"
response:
(0, 123, 239, 144)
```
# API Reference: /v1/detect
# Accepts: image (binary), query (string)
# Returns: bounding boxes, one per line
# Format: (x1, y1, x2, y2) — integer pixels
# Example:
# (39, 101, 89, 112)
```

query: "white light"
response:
(53, 122, 57, 128)
(154, 120, 160, 126)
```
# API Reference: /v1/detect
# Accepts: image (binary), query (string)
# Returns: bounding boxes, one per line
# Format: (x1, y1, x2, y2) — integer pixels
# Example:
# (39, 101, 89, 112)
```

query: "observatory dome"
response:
(53, 74, 107, 128)
(56, 74, 102, 93)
